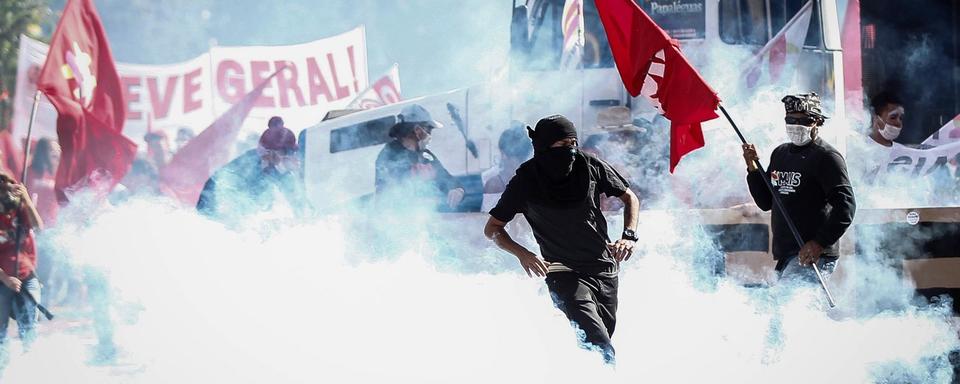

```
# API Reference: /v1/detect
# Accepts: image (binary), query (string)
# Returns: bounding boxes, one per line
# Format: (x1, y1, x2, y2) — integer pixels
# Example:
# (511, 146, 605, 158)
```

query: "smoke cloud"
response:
(15, 1, 957, 382)
(0, 188, 954, 382)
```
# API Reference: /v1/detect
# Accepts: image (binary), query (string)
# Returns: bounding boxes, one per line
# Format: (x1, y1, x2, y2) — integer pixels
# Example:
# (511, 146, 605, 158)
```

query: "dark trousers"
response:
(545, 272, 618, 362)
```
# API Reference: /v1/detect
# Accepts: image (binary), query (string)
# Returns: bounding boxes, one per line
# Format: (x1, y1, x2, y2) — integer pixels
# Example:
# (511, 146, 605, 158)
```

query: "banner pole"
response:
(21, 91, 41, 182)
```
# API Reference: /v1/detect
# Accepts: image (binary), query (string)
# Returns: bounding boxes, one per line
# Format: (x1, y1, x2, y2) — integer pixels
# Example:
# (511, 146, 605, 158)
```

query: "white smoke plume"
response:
(0, 191, 954, 382)
(12, 1, 956, 383)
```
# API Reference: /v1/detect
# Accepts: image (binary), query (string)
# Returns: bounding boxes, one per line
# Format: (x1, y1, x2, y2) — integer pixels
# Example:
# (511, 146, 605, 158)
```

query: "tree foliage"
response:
(0, 0, 48, 130)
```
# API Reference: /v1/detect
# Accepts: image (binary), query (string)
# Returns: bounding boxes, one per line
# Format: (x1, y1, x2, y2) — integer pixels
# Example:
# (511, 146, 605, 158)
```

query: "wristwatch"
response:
(621, 229, 639, 242)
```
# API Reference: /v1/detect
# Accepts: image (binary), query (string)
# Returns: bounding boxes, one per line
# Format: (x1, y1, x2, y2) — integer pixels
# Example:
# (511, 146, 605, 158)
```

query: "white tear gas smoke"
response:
(17, 1, 957, 382)
(0, 189, 955, 383)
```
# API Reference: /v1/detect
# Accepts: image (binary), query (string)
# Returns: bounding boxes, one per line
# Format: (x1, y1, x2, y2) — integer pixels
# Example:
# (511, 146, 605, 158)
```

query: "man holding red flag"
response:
(594, 0, 720, 172)
(742, 93, 856, 281)
(36, 0, 136, 204)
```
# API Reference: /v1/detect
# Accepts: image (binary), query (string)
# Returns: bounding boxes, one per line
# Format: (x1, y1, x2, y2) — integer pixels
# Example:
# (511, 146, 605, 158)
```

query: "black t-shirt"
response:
(746, 137, 856, 260)
(490, 152, 629, 277)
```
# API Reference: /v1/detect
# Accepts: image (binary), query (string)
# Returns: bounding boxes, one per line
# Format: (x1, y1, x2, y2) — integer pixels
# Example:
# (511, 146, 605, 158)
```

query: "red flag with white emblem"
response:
(594, 0, 720, 172)
(346, 63, 403, 110)
(36, 0, 136, 203)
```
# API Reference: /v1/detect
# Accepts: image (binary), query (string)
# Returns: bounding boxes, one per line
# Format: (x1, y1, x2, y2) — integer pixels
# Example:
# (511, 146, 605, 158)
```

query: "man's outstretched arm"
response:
(484, 216, 547, 277)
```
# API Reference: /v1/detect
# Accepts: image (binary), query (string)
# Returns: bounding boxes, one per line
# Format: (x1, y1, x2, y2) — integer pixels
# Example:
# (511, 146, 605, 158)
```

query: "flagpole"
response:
(21, 91, 41, 181)
(718, 104, 837, 308)
(10, 90, 54, 320)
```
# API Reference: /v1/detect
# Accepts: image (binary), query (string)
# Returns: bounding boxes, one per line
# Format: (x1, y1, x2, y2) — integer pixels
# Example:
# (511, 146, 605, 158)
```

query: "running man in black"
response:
(742, 93, 856, 282)
(483, 115, 640, 363)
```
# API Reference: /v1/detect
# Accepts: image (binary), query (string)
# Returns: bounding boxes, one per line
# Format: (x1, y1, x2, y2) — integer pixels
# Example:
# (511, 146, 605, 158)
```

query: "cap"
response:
(397, 104, 443, 129)
(782, 92, 829, 119)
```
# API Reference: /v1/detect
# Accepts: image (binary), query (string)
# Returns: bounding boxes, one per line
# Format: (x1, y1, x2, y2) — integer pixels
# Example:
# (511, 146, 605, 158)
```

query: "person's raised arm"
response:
(743, 143, 772, 211)
(14, 184, 42, 231)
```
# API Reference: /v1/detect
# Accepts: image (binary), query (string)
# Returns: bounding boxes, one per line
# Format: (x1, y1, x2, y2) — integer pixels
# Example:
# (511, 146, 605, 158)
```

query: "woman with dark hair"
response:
(25, 138, 60, 228)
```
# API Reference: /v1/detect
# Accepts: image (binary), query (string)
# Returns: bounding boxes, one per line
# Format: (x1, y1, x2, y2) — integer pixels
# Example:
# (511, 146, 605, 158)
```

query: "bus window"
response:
(722, 0, 824, 49)
(719, 0, 770, 45)
(583, 0, 614, 68)
(768, 0, 823, 48)
(525, 0, 563, 71)
(804, 1, 823, 49)
(514, 0, 616, 70)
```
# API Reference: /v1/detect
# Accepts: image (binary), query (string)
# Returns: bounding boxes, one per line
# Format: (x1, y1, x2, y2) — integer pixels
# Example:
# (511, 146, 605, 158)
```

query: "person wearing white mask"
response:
(867, 91, 905, 147)
(844, 91, 905, 185)
(374, 104, 465, 211)
(740, 93, 857, 282)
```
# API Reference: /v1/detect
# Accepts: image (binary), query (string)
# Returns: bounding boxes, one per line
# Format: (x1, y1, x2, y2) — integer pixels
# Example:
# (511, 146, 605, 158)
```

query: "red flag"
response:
(0, 131, 23, 181)
(158, 69, 285, 205)
(594, 0, 719, 172)
(36, 0, 136, 203)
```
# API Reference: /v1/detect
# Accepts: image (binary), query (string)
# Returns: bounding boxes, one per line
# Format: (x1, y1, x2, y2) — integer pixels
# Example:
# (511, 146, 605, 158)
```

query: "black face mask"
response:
(536, 146, 578, 180)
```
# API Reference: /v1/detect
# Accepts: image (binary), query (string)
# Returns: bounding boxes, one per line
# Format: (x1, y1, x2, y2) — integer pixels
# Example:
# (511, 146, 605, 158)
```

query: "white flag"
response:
(346, 63, 402, 110)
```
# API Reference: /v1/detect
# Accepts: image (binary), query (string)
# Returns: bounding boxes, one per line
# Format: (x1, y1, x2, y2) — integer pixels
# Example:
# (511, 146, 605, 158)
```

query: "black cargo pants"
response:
(545, 271, 618, 362)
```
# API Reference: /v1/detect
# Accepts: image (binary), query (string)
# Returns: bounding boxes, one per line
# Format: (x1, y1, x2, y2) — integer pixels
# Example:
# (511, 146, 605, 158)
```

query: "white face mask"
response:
(415, 127, 432, 151)
(876, 106, 904, 141)
(879, 122, 902, 141)
(785, 124, 813, 146)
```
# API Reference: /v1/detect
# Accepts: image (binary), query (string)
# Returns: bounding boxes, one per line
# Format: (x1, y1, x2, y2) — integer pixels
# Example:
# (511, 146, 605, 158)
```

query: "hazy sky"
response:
(53, 0, 513, 99)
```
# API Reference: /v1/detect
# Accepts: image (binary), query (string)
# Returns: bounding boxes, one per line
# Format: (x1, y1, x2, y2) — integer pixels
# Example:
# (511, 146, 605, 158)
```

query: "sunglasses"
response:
(784, 116, 817, 126)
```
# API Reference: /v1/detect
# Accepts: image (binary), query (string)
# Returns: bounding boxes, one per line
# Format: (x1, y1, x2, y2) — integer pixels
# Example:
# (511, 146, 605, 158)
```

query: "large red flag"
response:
(36, 0, 136, 203)
(594, 0, 720, 172)
(158, 69, 285, 205)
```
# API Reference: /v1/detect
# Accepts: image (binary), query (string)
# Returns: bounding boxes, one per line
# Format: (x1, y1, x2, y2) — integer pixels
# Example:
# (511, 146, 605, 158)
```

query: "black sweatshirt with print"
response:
(746, 137, 856, 260)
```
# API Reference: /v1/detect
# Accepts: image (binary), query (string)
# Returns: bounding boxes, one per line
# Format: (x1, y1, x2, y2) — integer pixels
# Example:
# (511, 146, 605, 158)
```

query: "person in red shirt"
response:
(0, 170, 44, 353)
(25, 138, 60, 228)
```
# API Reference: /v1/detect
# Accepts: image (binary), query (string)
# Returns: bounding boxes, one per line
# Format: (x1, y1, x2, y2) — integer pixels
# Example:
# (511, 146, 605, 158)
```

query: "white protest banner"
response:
(921, 114, 960, 147)
(209, 26, 368, 135)
(118, 55, 215, 141)
(13, 26, 368, 146)
(346, 63, 401, 109)
(12, 35, 59, 142)
(885, 141, 960, 176)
